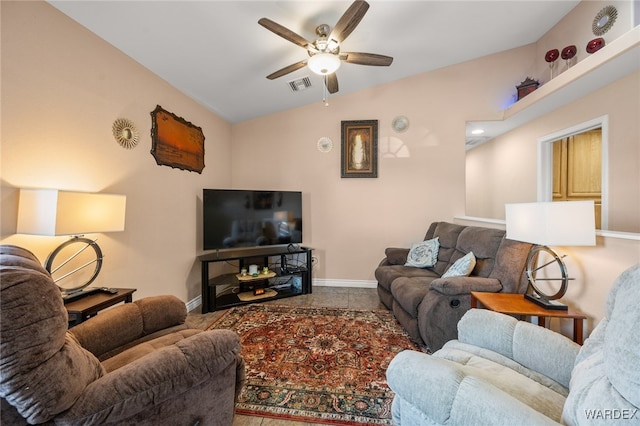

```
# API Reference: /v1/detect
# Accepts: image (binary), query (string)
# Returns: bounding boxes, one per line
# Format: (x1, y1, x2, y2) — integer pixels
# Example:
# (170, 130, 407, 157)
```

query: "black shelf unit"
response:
(198, 246, 313, 313)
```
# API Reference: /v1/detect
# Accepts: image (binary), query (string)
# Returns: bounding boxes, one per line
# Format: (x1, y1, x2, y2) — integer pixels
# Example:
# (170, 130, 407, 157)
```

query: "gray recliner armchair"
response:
(386, 263, 640, 425)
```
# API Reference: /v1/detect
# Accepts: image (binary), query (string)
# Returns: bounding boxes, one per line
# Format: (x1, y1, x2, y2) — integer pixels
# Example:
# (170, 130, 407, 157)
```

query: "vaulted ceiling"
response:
(49, 1, 580, 124)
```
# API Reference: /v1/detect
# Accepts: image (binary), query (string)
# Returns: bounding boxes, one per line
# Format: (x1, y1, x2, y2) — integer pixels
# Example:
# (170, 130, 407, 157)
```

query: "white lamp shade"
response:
(505, 200, 595, 246)
(307, 53, 341, 75)
(17, 189, 126, 236)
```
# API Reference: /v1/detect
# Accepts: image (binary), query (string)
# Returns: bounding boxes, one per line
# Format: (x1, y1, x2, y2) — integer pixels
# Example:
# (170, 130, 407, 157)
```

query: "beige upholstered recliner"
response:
(386, 264, 640, 425)
(0, 245, 245, 425)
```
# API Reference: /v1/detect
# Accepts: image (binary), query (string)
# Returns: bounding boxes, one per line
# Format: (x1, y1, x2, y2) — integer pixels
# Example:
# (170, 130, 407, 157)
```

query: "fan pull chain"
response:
(323, 76, 329, 107)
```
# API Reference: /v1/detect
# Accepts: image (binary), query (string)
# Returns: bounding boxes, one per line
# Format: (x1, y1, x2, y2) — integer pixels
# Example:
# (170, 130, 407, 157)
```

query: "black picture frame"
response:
(341, 120, 378, 178)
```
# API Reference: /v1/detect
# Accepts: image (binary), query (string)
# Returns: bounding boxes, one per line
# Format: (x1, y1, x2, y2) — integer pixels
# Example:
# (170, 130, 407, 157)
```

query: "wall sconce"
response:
(17, 189, 126, 299)
(505, 201, 595, 310)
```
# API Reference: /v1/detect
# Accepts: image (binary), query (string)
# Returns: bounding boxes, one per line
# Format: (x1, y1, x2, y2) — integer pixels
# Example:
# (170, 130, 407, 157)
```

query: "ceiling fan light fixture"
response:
(327, 39, 340, 52)
(308, 53, 341, 75)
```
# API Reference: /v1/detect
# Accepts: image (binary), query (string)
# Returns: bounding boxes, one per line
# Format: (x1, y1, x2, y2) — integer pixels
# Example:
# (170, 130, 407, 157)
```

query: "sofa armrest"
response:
(70, 295, 187, 358)
(56, 330, 243, 424)
(387, 350, 560, 425)
(457, 309, 579, 387)
(430, 276, 502, 295)
(380, 247, 410, 266)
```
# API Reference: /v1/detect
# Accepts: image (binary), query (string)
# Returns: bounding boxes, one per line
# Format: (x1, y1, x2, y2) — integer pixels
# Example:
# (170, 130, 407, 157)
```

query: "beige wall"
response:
(1, 1, 232, 302)
(231, 44, 536, 281)
(1, 1, 637, 337)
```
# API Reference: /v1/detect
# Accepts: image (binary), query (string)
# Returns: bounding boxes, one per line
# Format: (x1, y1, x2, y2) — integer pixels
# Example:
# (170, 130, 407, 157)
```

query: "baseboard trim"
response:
(313, 278, 377, 289)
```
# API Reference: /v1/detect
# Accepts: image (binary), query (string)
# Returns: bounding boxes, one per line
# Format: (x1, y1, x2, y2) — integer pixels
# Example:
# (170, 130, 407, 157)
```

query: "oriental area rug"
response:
(207, 304, 423, 425)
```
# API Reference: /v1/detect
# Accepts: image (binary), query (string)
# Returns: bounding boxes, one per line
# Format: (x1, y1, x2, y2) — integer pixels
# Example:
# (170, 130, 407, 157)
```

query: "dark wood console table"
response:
(199, 246, 313, 313)
(64, 288, 136, 327)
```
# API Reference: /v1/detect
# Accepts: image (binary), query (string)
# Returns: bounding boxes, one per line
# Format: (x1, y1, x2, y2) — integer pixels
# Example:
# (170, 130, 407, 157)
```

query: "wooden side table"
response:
(64, 288, 136, 327)
(470, 291, 587, 344)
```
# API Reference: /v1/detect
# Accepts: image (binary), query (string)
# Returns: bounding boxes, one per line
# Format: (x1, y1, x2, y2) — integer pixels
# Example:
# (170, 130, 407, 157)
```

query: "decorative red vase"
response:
(545, 49, 560, 63)
(561, 45, 577, 60)
(586, 38, 605, 54)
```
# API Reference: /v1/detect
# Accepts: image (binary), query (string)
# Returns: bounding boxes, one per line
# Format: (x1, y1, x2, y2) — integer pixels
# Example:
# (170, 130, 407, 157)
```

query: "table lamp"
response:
(17, 189, 126, 298)
(505, 200, 595, 310)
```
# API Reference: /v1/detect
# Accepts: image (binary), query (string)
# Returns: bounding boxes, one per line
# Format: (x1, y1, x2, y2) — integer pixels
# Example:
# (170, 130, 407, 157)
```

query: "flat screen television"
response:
(203, 189, 303, 251)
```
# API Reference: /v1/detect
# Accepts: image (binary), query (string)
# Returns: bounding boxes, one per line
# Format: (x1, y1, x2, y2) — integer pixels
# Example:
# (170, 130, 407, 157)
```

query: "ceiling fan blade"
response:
(329, 0, 369, 44)
(343, 52, 393, 66)
(258, 18, 312, 49)
(326, 73, 339, 94)
(266, 60, 308, 80)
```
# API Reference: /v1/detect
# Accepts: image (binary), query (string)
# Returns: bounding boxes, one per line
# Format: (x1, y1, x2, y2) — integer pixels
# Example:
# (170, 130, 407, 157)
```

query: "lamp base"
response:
(525, 293, 568, 311)
(45, 236, 103, 294)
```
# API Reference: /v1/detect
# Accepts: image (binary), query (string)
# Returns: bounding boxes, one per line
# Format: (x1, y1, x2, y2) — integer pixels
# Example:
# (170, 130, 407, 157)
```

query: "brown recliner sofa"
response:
(0, 245, 245, 426)
(375, 222, 532, 352)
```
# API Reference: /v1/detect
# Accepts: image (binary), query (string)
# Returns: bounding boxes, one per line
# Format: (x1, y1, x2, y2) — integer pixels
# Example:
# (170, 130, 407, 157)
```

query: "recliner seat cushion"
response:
(101, 329, 203, 372)
(55, 330, 243, 425)
(391, 276, 436, 316)
(376, 265, 438, 292)
(434, 346, 567, 422)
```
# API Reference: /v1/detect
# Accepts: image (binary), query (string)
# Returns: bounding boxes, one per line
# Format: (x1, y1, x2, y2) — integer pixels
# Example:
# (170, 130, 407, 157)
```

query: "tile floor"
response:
(186, 286, 387, 426)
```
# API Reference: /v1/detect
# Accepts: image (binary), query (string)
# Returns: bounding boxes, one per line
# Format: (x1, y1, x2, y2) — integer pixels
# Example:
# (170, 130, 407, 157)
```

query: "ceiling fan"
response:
(258, 0, 393, 96)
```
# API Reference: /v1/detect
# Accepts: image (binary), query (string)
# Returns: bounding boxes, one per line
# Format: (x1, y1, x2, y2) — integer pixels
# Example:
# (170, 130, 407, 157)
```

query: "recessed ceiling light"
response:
(471, 129, 485, 135)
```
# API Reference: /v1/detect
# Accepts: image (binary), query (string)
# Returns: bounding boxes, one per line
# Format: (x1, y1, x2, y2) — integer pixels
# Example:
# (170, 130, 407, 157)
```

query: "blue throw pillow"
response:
(442, 251, 476, 278)
(404, 238, 439, 268)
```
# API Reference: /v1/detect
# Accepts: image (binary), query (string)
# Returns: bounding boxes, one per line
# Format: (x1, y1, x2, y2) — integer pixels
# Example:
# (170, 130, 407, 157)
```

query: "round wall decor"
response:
(392, 116, 410, 133)
(112, 118, 139, 149)
(592, 5, 617, 36)
(586, 38, 605, 54)
(317, 136, 333, 153)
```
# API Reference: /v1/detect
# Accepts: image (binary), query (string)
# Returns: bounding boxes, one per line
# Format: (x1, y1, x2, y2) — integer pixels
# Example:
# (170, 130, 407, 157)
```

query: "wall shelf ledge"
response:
(473, 26, 640, 144)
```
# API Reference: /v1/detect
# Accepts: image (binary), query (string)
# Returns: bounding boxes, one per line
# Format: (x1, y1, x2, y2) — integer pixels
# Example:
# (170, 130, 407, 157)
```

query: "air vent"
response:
(288, 76, 312, 92)
(465, 136, 492, 150)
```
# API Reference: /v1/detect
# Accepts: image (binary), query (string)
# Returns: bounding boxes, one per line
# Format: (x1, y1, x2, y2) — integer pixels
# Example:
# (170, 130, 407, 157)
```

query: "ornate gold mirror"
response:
(112, 118, 139, 149)
(592, 5, 617, 36)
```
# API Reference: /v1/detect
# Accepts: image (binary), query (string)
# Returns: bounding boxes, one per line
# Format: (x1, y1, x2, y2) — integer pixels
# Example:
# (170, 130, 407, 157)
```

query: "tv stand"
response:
(198, 246, 313, 313)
